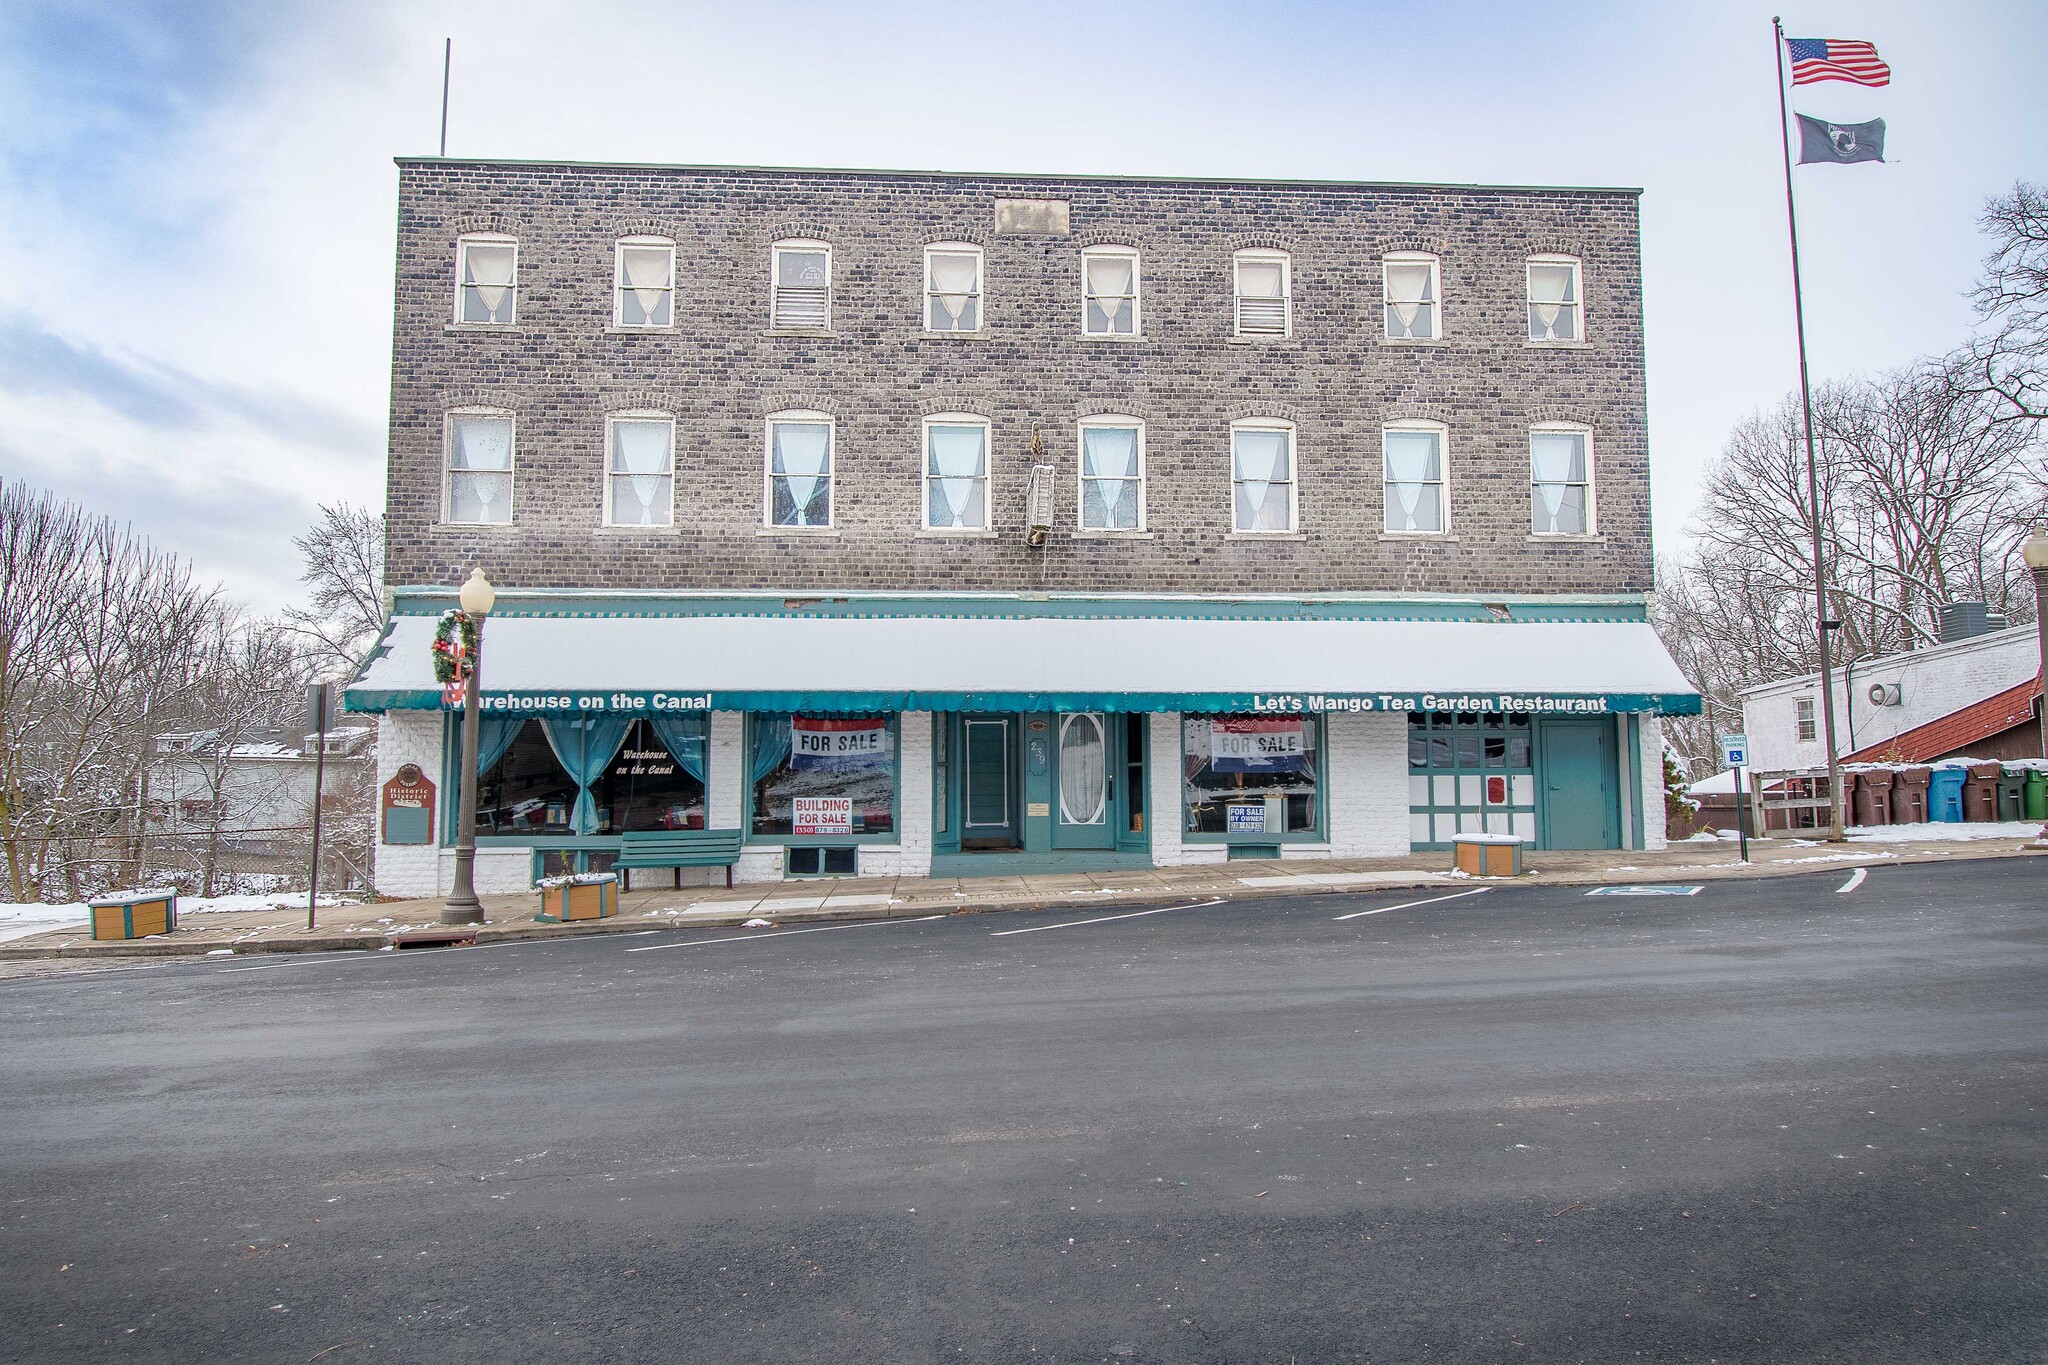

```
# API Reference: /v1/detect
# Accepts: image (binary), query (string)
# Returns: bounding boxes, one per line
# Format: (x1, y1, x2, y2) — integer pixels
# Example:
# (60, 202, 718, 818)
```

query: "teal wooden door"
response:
(1539, 719, 1619, 849)
(961, 717, 1019, 848)
(1052, 712, 1115, 849)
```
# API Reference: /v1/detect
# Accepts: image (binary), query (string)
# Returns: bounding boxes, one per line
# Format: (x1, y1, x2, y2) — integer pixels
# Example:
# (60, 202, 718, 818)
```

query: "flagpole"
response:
(1772, 16, 1845, 841)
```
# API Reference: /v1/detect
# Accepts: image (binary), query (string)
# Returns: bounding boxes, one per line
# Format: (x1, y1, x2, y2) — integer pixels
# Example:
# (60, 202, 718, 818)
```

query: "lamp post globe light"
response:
(2024, 528, 2048, 763)
(443, 567, 497, 925)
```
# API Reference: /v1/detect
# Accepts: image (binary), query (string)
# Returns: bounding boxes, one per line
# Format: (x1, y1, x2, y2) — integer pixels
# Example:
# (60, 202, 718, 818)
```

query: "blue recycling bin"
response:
(1928, 767, 1967, 823)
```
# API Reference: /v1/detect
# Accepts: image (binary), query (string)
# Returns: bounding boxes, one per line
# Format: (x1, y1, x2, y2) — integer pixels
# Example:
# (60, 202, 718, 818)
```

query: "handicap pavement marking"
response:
(1585, 885, 1704, 897)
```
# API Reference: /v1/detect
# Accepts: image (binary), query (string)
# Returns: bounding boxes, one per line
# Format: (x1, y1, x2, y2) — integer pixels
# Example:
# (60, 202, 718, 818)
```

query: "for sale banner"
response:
(792, 797, 853, 834)
(790, 716, 890, 769)
(1209, 717, 1309, 773)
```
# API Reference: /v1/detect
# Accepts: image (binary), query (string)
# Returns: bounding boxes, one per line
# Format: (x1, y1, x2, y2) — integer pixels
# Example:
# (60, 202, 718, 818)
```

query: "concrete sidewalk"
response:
(3, 833, 2039, 963)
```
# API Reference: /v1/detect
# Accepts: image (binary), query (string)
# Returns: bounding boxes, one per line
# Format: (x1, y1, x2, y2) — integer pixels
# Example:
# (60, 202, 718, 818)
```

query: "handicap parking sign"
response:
(1718, 733, 1749, 768)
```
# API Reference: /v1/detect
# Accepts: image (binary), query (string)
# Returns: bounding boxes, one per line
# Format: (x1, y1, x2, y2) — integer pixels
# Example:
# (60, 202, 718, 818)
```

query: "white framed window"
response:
(1527, 256, 1583, 342)
(605, 413, 675, 527)
(1077, 417, 1145, 530)
(923, 414, 991, 530)
(1230, 420, 1296, 533)
(614, 237, 675, 328)
(765, 411, 834, 527)
(1795, 696, 1817, 742)
(454, 235, 518, 325)
(1081, 247, 1140, 336)
(925, 244, 983, 332)
(1530, 425, 1594, 535)
(1383, 422, 1448, 534)
(444, 409, 514, 524)
(1233, 249, 1291, 337)
(771, 240, 831, 330)
(1383, 253, 1441, 340)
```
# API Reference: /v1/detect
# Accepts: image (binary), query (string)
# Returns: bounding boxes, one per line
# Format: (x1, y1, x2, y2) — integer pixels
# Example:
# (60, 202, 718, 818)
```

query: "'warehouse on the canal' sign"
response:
(346, 157, 1698, 892)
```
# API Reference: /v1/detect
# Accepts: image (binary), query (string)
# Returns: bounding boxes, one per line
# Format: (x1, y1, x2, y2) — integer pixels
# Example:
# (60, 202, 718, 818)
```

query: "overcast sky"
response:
(0, 0, 2041, 609)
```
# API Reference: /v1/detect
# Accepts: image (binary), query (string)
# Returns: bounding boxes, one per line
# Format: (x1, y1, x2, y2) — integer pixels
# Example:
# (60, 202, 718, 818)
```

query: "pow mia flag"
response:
(1796, 113, 1885, 165)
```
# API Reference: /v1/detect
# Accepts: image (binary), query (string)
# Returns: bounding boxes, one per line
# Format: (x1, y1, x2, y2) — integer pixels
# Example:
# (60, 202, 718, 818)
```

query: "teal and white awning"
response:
(346, 605, 1701, 717)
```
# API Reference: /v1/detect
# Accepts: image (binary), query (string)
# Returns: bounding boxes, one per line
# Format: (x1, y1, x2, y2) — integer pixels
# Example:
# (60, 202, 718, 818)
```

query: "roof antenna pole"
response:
(439, 38, 452, 158)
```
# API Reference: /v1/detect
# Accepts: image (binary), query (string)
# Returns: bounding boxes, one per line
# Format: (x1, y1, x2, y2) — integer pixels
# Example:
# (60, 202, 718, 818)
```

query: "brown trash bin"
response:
(1890, 766, 1931, 824)
(1964, 763, 2003, 821)
(1852, 770, 1894, 827)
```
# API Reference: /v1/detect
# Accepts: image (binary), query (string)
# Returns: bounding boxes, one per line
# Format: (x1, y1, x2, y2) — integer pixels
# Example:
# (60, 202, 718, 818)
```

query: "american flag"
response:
(1786, 38, 1890, 87)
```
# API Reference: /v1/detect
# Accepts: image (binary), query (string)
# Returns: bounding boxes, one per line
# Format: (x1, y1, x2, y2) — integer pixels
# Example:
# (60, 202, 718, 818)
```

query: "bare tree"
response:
(177, 618, 310, 896)
(0, 480, 221, 900)
(286, 502, 385, 681)
(1655, 364, 2046, 773)
(1960, 181, 2048, 427)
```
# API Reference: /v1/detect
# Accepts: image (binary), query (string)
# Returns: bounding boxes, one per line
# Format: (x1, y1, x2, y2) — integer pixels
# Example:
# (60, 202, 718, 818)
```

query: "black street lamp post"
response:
(443, 568, 496, 925)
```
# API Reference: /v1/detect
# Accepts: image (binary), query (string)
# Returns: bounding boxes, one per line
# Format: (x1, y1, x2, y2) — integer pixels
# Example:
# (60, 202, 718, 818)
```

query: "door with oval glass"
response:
(1052, 711, 1115, 849)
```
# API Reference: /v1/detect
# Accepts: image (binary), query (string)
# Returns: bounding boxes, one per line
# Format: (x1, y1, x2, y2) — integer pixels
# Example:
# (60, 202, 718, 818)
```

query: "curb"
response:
(2, 841, 2036, 964)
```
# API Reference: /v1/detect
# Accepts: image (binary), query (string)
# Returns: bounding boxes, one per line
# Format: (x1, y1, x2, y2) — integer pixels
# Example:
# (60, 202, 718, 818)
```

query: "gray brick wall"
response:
(386, 160, 1652, 596)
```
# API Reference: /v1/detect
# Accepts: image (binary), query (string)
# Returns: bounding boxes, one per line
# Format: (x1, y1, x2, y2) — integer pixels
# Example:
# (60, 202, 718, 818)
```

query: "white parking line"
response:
(989, 899, 1225, 937)
(624, 915, 944, 952)
(1836, 867, 1868, 894)
(1332, 887, 1493, 921)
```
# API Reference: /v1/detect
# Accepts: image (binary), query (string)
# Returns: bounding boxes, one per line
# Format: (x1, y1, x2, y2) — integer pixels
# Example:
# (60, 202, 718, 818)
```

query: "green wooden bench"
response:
(613, 829, 745, 889)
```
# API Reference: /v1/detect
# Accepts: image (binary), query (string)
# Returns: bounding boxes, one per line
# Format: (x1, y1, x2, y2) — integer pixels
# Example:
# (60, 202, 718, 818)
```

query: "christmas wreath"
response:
(432, 609, 478, 685)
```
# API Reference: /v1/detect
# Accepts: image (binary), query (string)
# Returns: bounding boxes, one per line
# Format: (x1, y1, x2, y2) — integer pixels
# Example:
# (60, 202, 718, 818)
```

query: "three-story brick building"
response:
(346, 157, 1698, 892)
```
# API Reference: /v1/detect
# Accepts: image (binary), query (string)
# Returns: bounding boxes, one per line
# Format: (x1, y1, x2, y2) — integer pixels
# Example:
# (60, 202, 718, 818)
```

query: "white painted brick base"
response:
(1323, 712, 1415, 858)
(1639, 715, 1668, 851)
(372, 711, 445, 899)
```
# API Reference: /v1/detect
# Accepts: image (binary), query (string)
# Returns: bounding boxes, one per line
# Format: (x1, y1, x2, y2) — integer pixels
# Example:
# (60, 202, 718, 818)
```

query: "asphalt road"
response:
(2, 860, 2043, 1364)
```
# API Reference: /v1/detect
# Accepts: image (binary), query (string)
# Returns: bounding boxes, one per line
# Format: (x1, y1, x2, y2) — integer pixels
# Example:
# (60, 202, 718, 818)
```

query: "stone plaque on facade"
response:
(994, 199, 1070, 235)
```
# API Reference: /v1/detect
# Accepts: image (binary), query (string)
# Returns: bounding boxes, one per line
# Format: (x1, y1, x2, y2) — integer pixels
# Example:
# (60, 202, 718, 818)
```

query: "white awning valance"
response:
(347, 609, 1700, 717)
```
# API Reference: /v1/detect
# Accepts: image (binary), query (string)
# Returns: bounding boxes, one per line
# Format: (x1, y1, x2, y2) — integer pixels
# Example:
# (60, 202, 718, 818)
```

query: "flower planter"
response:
(89, 890, 179, 940)
(535, 873, 618, 923)
(1452, 834, 1525, 878)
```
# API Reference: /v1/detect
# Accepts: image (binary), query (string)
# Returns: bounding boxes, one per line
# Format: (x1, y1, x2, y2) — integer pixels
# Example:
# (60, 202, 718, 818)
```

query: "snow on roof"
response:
(1687, 769, 1738, 795)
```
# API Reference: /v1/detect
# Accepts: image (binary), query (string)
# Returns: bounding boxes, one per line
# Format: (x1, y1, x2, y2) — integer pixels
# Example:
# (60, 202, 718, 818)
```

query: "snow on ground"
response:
(0, 893, 364, 943)
(1847, 820, 2046, 843)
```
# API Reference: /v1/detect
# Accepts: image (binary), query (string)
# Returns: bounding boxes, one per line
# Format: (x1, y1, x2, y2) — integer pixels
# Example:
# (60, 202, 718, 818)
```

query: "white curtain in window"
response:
(463, 244, 515, 318)
(1081, 426, 1139, 527)
(1236, 260, 1284, 299)
(448, 416, 512, 524)
(620, 246, 672, 324)
(451, 415, 512, 470)
(1233, 429, 1292, 531)
(1058, 713, 1108, 825)
(1385, 261, 1435, 336)
(1384, 430, 1443, 532)
(772, 422, 832, 524)
(1531, 431, 1587, 533)
(928, 252, 980, 328)
(1085, 255, 1135, 332)
(610, 420, 673, 525)
(926, 424, 987, 528)
(1529, 263, 1576, 337)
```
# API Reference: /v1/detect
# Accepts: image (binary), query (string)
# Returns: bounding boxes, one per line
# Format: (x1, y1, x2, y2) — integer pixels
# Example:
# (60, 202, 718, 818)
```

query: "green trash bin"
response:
(2026, 769, 2048, 821)
(1996, 769, 2026, 822)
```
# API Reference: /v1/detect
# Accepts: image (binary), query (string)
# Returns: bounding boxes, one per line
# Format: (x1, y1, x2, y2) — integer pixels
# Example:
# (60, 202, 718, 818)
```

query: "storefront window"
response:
(750, 714, 897, 838)
(588, 717, 708, 833)
(1408, 712, 1536, 846)
(1181, 715, 1320, 836)
(476, 719, 578, 835)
